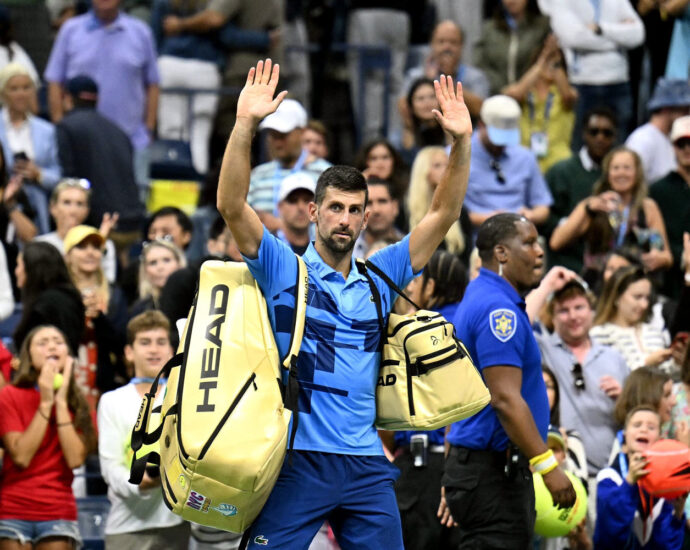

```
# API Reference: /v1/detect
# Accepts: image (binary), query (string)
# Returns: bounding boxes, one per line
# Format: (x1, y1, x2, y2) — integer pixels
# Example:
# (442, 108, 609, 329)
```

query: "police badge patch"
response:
(489, 309, 517, 342)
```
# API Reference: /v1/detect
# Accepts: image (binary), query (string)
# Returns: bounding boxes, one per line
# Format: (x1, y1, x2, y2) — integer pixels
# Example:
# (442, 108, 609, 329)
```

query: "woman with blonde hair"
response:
(407, 146, 466, 256)
(550, 146, 672, 285)
(130, 238, 186, 318)
(0, 324, 95, 549)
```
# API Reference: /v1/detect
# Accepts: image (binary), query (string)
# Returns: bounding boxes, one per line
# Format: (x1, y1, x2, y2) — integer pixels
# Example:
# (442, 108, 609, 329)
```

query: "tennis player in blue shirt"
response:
(216, 59, 473, 549)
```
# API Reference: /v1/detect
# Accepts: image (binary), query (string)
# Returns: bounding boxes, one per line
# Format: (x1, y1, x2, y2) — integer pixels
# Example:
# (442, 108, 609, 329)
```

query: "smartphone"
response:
(13, 152, 28, 162)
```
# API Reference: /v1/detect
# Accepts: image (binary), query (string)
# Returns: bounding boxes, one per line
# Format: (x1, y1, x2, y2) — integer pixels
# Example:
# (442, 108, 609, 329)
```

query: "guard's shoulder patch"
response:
(489, 308, 517, 343)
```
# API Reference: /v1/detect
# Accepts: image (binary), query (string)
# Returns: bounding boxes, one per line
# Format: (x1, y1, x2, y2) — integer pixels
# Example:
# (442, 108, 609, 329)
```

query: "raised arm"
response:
(216, 59, 287, 259)
(409, 75, 472, 272)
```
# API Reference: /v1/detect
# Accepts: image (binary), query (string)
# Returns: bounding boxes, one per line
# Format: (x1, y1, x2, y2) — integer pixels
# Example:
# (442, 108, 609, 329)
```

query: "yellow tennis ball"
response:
(534, 470, 588, 537)
(53, 373, 64, 391)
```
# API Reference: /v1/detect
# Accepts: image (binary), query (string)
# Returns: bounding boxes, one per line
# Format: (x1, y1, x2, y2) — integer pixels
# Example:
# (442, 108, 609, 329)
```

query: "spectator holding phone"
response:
(0, 324, 95, 550)
(97, 311, 190, 549)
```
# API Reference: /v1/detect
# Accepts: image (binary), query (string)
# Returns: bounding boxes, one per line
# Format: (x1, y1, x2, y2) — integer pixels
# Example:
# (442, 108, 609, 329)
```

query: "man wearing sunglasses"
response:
(543, 107, 618, 272)
(650, 115, 690, 299)
(537, 279, 628, 521)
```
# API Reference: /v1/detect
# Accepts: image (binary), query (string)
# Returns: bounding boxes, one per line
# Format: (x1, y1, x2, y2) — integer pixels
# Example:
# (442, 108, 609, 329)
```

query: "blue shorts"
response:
(246, 451, 403, 549)
(0, 518, 81, 547)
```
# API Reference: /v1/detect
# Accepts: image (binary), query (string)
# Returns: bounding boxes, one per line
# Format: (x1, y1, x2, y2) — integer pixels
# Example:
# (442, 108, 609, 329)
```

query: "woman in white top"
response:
(590, 265, 674, 374)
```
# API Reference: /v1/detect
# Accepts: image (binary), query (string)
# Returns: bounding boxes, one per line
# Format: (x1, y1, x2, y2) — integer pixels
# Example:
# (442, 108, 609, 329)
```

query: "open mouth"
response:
(636, 437, 649, 445)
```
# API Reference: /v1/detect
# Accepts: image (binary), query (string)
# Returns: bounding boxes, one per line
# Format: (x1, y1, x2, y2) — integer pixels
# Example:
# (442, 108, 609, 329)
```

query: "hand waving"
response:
(236, 59, 288, 128)
(432, 75, 472, 141)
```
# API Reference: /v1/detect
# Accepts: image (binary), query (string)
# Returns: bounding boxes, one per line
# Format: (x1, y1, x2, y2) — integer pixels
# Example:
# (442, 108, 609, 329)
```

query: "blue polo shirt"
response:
(464, 132, 553, 216)
(447, 268, 549, 451)
(243, 227, 418, 455)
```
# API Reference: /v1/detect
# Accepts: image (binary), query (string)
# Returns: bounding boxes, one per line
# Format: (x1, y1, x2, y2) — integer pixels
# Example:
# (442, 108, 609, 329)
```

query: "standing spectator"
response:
(503, 35, 578, 173)
(44, 0, 160, 190)
(347, 1, 411, 142)
(475, 0, 551, 96)
(401, 20, 489, 118)
(12, 242, 85, 356)
(591, 266, 675, 374)
(550, 147, 673, 284)
(98, 311, 190, 550)
(56, 75, 145, 245)
(550, 0, 645, 146)
(665, 1, 690, 79)
(443, 214, 576, 547)
(35, 179, 118, 284)
(248, 99, 331, 232)
(464, 95, 553, 230)
(0, 63, 62, 234)
(544, 107, 618, 272)
(0, 325, 95, 550)
(626, 78, 690, 184)
(353, 179, 404, 259)
(651, 115, 690, 299)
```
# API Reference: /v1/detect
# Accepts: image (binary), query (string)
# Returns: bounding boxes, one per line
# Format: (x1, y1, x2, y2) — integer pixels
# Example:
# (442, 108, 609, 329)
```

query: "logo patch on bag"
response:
(254, 535, 269, 545)
(211, 503, 238, 517)
(186, 490, 211, 512)
(489, 309, 517, 342)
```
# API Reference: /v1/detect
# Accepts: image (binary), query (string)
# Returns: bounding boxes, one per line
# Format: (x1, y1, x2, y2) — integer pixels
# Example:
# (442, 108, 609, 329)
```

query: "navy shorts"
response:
(245, 451, 403, 549)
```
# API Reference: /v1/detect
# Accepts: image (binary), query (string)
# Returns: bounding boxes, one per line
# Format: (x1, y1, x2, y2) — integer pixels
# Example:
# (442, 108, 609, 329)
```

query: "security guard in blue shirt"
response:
(218, 59, 474, 549)
(441, 213, 576, 549)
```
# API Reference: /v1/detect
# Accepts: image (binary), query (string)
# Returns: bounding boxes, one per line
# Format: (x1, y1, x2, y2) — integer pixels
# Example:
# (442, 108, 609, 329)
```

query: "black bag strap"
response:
(355, 259, 385, 336)
(364, 259, 424, 311)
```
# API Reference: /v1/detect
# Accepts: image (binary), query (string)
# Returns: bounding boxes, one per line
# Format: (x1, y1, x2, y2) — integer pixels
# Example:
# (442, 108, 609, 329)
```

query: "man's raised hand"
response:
(236, 59, 288, 128)
(432, 75, 472, 141)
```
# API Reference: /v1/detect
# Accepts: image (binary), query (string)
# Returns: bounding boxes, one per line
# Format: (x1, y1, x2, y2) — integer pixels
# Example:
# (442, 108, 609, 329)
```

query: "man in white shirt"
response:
(626, 78, 690, 184)
(97, 311, 190, 550)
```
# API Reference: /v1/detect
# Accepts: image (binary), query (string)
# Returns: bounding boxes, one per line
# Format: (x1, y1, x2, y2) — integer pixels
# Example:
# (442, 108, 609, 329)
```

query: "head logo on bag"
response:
(197, 285, 229, 413)
(377, 374, 397, 387)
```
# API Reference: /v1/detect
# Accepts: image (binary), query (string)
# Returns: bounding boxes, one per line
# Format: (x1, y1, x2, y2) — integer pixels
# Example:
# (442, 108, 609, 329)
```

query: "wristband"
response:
(529, 449, 553, 467)
(57, 421, 73, 428)
(533, 453, 559, 475)
(37, 408, 50, 421)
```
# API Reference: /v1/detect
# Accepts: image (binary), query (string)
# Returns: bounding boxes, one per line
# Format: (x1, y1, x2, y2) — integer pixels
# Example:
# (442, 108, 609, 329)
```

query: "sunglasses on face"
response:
(586, 127, 615, 138)
(571, 362, 585, 391)
(489, 159, 506, 184)
(674, 138, 690, 150)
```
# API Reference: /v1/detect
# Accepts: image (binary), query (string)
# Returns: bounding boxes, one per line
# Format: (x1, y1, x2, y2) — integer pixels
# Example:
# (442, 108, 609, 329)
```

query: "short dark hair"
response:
(583, 106, 618, 130)
(314, 165, 368, 206)
(208, 215, 227, 241)
(475, 213, 523, 263)
(127, 310, 171, 346)
(366, 177, 395, 201)
(147, 206, 193, 236)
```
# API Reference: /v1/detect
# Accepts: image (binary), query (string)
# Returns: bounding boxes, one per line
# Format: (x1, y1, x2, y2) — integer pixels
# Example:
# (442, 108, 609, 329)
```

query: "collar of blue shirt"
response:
(86, 10, 124, 31)
(303, 242, 368, 286)
(478, 267, 525, 308)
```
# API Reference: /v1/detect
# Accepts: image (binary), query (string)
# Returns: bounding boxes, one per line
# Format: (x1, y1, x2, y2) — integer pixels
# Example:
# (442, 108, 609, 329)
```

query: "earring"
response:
(498, 263, 504, 277)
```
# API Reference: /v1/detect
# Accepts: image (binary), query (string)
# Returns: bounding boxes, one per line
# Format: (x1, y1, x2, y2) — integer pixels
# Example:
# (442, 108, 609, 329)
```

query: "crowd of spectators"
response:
(0, 0, 689, 549)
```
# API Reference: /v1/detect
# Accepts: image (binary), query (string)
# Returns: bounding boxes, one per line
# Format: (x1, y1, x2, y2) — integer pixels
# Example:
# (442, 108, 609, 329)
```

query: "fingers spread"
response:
(261, 59, 272, 85)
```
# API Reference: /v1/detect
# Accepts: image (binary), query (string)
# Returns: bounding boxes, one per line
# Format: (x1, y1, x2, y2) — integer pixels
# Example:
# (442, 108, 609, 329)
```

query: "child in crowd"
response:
(97, 311, 190, 549)
(0, 324, 95, 549)
(594, 406, 686, 549)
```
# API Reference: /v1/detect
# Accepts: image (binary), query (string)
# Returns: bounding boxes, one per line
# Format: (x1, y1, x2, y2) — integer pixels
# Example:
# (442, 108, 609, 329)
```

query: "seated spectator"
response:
(57, 75, 145, 246)
(407, 146, 468, 258)
(550, 147, 673, 284)
(12, 241, 85, 356)
(650, 115, 690, 299)
(97, 311, 190, 549)
(544, 107, 618, 272)
(247, 99, 331, 232)
(401, 20, 489, 118)
(301, 120, 330, 161)
(276, 172, 314, 256)
(35, 179, 118, 283)
(591, 266, 674, 374)
(353, 179, 404, 259)
(549, 0, 644, 146)
(0, 63, 62, 234)
(625, 78, 690, 185)
(0, 324, 96, 550)
(594, 406, 685, 549)
(397, 78, 447, 164)
(503, 35, 578, 173)
(537, 279, 628, 478)
(464, 95, 553, 230)
(129, 238, 186, 318)
(63, 225, 127, 409)
(474, 0, 550, 95)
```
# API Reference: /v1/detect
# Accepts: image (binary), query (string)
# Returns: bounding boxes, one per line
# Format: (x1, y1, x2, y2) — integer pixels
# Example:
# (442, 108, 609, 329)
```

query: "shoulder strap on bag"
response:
(364, 259, 424, 311)
(281, 255, 309, 453)
(355, 259, 385, 337)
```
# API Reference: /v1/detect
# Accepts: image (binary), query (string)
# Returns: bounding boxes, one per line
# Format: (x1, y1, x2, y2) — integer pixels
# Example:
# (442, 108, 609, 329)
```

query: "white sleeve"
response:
(0, 243, 14, 321)
(599, 1, 645, 48)
(550, 1, 617, 51)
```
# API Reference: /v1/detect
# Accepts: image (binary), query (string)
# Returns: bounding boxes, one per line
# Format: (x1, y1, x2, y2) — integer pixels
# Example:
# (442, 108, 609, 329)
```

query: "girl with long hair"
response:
(0, 325, 95, 549)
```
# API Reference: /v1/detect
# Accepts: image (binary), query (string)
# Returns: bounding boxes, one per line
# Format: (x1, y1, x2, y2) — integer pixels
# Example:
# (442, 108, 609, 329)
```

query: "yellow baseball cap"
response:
(63, 225, 104, 254)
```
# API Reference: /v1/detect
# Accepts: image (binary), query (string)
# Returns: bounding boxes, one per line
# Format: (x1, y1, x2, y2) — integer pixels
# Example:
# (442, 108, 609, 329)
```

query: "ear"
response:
(124, 344, 134, 364)
(308, 201, 318, 223)
(362, 208, 370, 231)
(392, 198, 399, 218)
(422, 278, 435, 303)
(494, 244, 508, 264)
(181, 231, 192, 247)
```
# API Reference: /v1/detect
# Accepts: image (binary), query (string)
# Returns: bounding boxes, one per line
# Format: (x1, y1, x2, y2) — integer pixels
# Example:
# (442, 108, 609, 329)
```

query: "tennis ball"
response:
(53, 373, 64, 391)
(534, 470, 588, 537)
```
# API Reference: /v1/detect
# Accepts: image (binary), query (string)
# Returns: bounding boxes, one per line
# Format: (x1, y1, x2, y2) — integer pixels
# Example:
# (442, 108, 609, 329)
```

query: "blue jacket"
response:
(0, 114, 61, 189)
(594, 459, 685, 549)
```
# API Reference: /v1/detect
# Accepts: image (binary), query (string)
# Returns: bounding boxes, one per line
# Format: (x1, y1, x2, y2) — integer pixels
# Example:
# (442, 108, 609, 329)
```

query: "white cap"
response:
(259, 99, 308, 134)
(480, 95, 521, 147)
(278, 172, 316, 202)
(670, 115, 690, 143)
